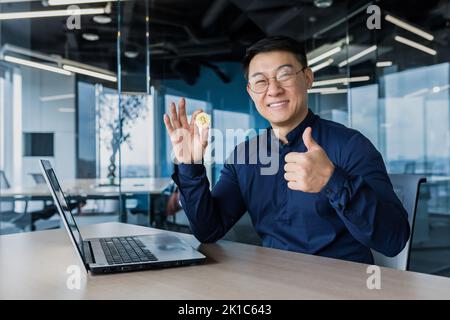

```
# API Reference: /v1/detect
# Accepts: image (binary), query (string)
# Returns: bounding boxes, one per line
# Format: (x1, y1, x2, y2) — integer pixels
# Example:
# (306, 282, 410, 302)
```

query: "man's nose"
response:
(267, 78, 283, 96)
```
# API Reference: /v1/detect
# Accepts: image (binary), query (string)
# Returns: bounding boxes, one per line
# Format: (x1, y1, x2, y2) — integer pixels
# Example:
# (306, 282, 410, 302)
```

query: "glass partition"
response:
(0, 0, 121, 233)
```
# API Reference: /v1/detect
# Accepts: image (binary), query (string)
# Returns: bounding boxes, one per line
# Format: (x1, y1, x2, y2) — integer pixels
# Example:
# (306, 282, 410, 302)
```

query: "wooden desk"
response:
(1, 222, 450, 299)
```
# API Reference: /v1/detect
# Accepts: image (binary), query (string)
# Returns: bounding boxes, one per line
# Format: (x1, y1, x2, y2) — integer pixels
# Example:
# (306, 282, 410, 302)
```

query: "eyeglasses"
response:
(248, 66, 307, 94)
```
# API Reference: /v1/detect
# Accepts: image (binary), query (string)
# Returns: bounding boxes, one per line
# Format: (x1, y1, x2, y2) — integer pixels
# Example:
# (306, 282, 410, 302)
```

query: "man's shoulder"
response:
(315, 116, 379, 161)
(315, 116, 362, 143)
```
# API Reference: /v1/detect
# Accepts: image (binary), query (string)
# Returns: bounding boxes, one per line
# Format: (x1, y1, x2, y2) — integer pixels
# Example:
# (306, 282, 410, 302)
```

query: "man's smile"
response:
(267, 100, 289, 109)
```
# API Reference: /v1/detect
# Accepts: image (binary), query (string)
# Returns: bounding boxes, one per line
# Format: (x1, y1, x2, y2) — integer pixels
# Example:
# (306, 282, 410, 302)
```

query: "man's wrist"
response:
(320, 166, 348, 200)
(177, 163, 205, 178)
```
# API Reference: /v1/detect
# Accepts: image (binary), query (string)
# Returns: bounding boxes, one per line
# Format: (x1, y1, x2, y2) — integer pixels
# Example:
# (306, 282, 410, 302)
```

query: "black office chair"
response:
(0, 171, 45, 232)
(2, 170, 82, 232)
(372, 174, 426, 270)
(0, 170, 10, 189)
(29, 173, 46, 184)
(0, 170, 16, 224)
(12, 199, 84, 232)
(223, 212, 262, 246)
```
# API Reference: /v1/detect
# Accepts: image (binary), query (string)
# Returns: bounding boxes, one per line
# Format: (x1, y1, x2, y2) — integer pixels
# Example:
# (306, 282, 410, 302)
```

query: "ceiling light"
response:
(394, 36, 437, 56)
(308, 46, 341, 65)
(404, 88, 429, 98)
(376, 61, 393, 67)
(385, 15, 434, 41)
(82, 33, 100, 41)
(48, 0, 115, 5)
(308, 87, 338, 93)
(0, 7, 105, 20)
(93, 15, 111, 24)
(40, 94, 75, 102)
(314, 0, 333, 8)
(436, 84, 450, 93)
(312, 76, 370, 87)
(58, 107, 75, 113)
(338, 45, 377, 67)
(404, 85, 449, 98)
(321, 89, 347, 94)
(63, 65, 117, 82)
(311, 59, 333, 72)
(124, 51, 139, 59)
(3, 55, 71, 76)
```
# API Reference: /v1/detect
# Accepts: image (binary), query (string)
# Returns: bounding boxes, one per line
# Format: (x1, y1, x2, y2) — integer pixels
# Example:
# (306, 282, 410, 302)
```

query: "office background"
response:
(0, 0, 449, 277)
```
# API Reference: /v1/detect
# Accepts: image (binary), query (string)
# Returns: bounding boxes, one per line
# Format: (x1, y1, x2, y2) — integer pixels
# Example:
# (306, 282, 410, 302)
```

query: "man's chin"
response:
(266, 114, 291, 125)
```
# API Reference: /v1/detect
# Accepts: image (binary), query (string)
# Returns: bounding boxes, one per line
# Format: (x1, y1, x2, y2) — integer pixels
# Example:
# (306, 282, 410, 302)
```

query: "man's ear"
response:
(305, 67, 314, 89)
(246, 84, 255, 100)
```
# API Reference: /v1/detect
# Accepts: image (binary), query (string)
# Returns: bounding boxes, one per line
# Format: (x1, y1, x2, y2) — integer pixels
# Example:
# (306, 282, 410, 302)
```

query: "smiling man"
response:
(164, 36, 410, 264)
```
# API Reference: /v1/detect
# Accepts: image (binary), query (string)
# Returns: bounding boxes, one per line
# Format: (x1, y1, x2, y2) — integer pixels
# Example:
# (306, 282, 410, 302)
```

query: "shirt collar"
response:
(268, 108, 317, 147)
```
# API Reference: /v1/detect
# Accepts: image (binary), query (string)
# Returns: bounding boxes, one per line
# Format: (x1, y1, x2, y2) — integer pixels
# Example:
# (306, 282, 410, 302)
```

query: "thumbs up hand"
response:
(284, 127, 335, 192)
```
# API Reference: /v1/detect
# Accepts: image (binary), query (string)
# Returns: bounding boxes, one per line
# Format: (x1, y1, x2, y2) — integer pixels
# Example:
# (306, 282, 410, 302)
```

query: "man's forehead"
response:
(248, 51, 300, 75)
(250, 64, 294, 78)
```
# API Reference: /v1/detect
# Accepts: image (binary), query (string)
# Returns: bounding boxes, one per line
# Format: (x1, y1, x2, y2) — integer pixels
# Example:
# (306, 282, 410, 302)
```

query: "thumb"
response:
(303, 127, 319, 151)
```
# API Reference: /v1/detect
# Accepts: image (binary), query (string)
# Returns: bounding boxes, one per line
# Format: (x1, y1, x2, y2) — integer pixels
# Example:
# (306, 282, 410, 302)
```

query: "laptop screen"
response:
(40, 160, 85, 264)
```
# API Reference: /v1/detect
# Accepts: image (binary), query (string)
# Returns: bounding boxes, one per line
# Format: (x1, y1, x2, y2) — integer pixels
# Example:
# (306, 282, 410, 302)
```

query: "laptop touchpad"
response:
(138, 234, 188, 252)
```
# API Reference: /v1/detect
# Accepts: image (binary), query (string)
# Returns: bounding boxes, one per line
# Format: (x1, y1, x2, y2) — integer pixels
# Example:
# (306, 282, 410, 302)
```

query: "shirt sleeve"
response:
(320, 132, 410, 257)
(171, 161, 247, 243)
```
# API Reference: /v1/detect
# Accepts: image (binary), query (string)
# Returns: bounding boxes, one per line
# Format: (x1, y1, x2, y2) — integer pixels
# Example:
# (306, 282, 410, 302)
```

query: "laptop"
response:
(39, 159, 206, 275)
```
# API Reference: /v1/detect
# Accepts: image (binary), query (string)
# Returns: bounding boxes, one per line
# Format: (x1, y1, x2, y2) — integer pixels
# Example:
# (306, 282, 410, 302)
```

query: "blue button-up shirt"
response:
(172, 109, 410, 264)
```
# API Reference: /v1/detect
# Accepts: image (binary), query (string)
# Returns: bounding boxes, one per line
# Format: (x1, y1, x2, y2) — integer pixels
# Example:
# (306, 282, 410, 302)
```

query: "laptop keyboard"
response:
(100, 237, 158, 265)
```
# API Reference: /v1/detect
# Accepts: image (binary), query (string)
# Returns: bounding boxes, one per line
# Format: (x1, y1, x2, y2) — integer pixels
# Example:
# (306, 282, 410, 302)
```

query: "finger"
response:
(163, 114, 174, 135)
(193, 117, 200, 138)
(285, 152, 303, 163)
(284, 162, 300, 172)
(170, 129, 184, 144)
(178, 98, 190, 128)
(200, 127, 209, 148)
(189, 109, 204, 127)
(285, 165, 307, 180)
(303, 127, 319, 151)
(170, 102, 181, 129)
(190, 109, 204, 136)
(287, 154, 308, 167)
(287, 181, 302, 191)
(284, 172, 298, 182)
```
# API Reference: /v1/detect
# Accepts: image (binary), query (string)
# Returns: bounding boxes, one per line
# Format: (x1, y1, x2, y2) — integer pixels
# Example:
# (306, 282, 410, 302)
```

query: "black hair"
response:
(242, 36, 308, 79)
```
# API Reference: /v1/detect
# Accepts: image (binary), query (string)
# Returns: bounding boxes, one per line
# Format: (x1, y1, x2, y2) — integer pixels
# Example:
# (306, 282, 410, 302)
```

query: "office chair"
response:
(29, 173, 52, 210)
(371, 174, 426, 271)
(29, 173, 46, 184)
(12, 199, 84, 232)
(0, 170, 45, 232)
(223, 212, 262, 246)
(0, 170, 16, 225)
(7, 172, 54, 231)
(0, 170, 11, 189)
(1, 170, 81, 232)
